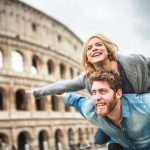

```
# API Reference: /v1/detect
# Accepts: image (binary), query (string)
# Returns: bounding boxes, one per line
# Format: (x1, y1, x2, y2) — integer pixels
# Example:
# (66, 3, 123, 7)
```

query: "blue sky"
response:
(21, 0, 150, 56)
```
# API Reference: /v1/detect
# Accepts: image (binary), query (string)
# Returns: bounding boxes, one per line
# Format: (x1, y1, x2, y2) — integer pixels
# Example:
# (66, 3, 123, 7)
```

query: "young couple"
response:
(26, 33, 150, 150)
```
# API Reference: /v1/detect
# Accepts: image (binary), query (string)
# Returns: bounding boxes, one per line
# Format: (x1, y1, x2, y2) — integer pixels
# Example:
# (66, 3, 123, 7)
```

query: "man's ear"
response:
(116, 89, 122, 99)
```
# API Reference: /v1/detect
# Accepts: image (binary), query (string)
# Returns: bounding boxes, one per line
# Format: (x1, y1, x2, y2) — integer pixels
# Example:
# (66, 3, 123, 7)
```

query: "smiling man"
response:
(63, 70, 150, 150)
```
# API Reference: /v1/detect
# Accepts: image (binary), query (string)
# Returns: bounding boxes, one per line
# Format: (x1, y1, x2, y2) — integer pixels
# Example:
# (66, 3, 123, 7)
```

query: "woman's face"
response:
(86, 37, 109, 65)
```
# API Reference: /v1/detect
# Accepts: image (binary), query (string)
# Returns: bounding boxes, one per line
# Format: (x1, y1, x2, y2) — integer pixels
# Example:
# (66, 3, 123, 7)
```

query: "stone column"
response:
(43, 141, 49, 150)
(49, 128, 56, 150)
(62, 128, 69, 149)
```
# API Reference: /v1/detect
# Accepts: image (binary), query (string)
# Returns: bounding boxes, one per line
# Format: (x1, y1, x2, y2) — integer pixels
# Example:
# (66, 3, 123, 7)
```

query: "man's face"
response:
(91, 81, 121, 116)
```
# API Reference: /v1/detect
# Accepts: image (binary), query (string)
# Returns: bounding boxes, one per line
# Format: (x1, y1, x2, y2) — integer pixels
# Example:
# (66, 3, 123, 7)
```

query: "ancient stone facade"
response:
(0, 0, 96, 149)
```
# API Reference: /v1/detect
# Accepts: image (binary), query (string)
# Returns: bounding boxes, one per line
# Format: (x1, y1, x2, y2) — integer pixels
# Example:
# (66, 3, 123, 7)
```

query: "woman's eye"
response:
(92, 91, 96, 95)
(87, 47, 91, 51)
(96, 43, 102, 46)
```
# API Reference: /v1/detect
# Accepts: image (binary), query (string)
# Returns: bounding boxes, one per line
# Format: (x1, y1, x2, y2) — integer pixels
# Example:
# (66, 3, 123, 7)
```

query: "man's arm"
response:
(63, 93, 93, 118)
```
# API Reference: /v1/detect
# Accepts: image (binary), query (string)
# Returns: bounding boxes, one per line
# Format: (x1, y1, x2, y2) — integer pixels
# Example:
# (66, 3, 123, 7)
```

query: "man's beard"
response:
(96, 94, 117, 116)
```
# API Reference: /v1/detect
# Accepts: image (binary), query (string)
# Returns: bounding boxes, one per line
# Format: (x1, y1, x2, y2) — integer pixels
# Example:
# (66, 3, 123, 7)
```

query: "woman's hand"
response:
(61, 93, 67, 98)
(25, 89, 33, 94)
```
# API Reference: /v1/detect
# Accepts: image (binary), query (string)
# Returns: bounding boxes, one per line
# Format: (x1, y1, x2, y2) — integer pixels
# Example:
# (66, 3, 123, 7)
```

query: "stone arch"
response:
(0, 48, 3, 68)
(55, 129, 63, 150)
(35, 97, 47, 111)
(59, 63, 66, 79)
(0, 133, 9, 149)
(47, 59, 54, 75)
(15, 89, 27, 110)
(69, 67, 74, 79)
(31, 22, 37, 32)
(17, 131, 32, 150)
(38, 130, 49, 150)
(11, 50, 24, 72)
(51, 95, 59, 111)
(65, 104, 71, 112)
(0, 9, 7, 30)
(0, 87, 6, 110)
(78, 128, 84, 145)
(31, 55, 41, 75)
(57, 34, 62, 42)
(85, 127, 90, 141)
(91, 127, 95, 135)
(68, 128, 75, 149)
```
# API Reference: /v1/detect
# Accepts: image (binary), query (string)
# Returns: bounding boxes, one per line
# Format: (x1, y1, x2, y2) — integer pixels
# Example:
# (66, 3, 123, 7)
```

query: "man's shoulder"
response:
(123, 93, 150, 98)
(122, 93, 150, 105)
(122, 94, 150, 115)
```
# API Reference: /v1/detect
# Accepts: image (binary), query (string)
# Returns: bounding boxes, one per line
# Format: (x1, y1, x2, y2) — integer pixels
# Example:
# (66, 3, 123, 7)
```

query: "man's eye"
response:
(101, 91, 106, 94)
(99, 90, 106, 94)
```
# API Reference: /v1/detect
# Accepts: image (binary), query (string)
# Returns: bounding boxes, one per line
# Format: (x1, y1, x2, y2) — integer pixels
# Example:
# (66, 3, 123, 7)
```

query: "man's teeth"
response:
(97, 104, 105, 108)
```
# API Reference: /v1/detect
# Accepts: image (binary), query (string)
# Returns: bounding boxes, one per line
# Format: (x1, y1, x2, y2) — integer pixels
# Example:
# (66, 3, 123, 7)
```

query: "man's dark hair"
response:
(89, 70, 122, 92)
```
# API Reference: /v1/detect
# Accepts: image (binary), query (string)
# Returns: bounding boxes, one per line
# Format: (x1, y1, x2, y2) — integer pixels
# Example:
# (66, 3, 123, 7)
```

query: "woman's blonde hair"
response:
(81, 33, 118, 75)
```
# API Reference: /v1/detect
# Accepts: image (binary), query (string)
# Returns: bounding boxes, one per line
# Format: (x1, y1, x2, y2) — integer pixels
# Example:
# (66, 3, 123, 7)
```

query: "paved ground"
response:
(93, 145, 107, 150)
(79, 144, 107, 150)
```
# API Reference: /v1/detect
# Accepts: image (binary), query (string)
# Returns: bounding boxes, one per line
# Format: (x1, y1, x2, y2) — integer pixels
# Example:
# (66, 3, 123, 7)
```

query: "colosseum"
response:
(0, 0, 97, 150)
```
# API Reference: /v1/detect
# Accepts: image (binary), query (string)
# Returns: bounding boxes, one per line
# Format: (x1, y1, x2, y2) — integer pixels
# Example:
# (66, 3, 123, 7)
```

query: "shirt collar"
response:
(121, 96, 131, 118)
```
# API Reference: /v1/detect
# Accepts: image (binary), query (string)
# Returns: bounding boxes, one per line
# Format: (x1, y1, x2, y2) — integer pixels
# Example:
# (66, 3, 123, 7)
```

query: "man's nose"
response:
(94, 94, 102, 101)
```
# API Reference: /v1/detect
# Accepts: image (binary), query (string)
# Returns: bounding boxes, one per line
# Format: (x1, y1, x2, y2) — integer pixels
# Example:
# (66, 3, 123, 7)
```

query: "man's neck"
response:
(107, 100, 121, 128)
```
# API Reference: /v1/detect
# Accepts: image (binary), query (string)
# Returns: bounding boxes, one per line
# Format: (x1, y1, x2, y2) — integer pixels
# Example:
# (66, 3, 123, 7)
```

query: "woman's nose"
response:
(92, 46, 98, 51)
